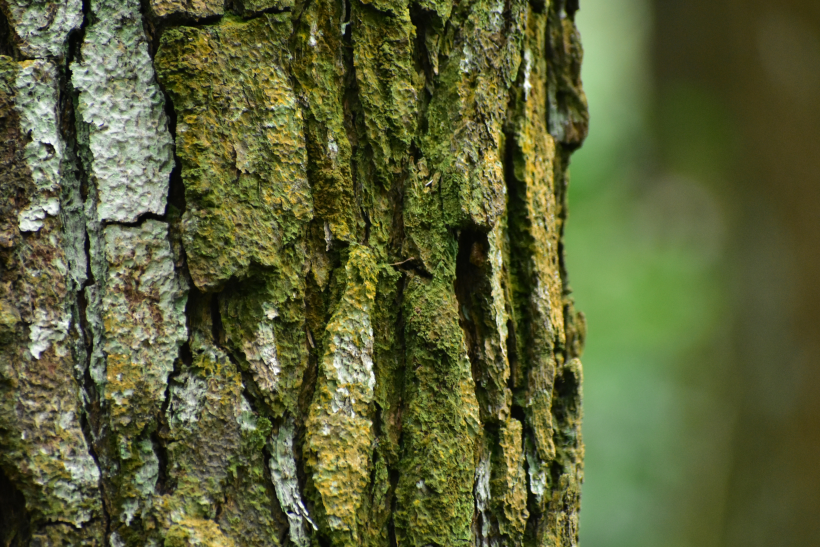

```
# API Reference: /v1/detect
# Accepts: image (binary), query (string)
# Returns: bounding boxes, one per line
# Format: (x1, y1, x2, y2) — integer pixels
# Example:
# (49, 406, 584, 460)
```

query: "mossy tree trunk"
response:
(0, 0, 588, 545)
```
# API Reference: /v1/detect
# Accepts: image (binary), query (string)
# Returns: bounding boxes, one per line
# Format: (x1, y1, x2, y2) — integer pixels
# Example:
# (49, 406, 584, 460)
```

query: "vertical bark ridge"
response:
(0, 53, 105, 546)
(0, 0, 588, 544)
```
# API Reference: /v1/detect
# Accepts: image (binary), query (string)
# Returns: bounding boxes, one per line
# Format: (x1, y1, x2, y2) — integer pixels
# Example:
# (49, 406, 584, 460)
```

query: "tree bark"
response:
(0, 0, 588, 545)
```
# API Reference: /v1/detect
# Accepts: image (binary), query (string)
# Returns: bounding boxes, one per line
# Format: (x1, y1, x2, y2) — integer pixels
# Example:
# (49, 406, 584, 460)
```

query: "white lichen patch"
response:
(329, 325, 375, 413)
(13, 60, 65, 233)
(18, 197, 60, 233)
(86, 220, 186, 528)
(487, 0, 505, 34)
(57, 452, 102, 525)
(123, 438, 159, 525)
(308, 20, 320, 47)
(235, 396, 259, 432)
(320, 254, 376, 420)
(28, 307, 71, 359)
(71, 0, 174, 223)
(269, 418, 317, 547)
(99, 220, 188, 419)
(3, 0, 83, 58)
(523, 48, 533, 102)
(109, 531, 126, 547)
(134, 438, 160, 499)
(460, 43, 474, 74)
(474, 450, 492, 547)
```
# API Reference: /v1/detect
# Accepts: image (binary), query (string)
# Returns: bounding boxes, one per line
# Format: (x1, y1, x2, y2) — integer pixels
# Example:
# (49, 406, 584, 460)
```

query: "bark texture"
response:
(0, 0, 588, 545)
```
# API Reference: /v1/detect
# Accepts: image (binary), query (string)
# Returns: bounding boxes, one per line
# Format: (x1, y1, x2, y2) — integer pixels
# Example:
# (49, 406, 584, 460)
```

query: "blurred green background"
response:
(568, 0, 820, 545)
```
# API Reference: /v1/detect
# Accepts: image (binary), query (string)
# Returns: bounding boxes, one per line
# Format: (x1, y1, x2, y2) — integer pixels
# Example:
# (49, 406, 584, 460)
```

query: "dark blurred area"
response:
(568, 1, 820, 545)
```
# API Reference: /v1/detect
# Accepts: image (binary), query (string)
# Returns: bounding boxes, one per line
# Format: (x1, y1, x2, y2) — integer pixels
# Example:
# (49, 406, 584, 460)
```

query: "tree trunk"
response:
(0, 0, 588, 545)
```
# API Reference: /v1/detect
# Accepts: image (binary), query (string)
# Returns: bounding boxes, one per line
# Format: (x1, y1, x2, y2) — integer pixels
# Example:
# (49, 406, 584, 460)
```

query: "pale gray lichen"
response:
(269, 418, 317, 547)
(71, 0, 174, 223)
(109, 531, 126, 547)
(11, 59, 77, 358)
(86, 220, 187, 528)
(13, 60, 64, 233)
(28, 306, 71, 359)
(123, 438, 159, 525)
(235, 396, 259, 432)
(526, 442, 548, 506)
(17, 197, 59, 232)
(52, 451, 101, 525)
(98, 220, 188, 406)
(241, 305, 282, 396)
(62, 453, 101, 490)
(167, 372, 208, 429)
(474, 450, 493, 547)
(2, 0, 83, 58)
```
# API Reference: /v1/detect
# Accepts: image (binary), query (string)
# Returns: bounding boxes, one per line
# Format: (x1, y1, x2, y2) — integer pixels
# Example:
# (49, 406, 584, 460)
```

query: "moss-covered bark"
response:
(0, 0, 588, 545)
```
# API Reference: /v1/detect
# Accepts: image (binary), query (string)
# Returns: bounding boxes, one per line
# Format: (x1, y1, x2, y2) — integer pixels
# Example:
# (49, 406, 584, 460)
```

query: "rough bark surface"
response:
(0, 0, 588, 545)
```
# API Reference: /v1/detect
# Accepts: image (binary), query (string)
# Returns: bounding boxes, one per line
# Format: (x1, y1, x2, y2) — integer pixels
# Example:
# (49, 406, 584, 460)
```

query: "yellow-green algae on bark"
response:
(149, 0, 225, 20)
(304, 246, 378, 546)
(352, 0, 420, 184)
(148, 0, 293, 19)
(421, 0, 526, 231)
(289, 0, 360, 245)
(154, 14, 313, 292)
(156, 14, 315, 421)
(0, 0, 589, 544)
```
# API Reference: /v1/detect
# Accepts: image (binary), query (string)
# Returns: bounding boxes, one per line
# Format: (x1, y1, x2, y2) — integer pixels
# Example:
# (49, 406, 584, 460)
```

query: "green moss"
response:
(402, 158, 457, 275)
(371, 267, 404, 464)
(155, 14, 313, 292)
(420, 0, 527, 230)
(219, 260, 310, 418)
(394, 275, 480, 547)
(352, 2, 420, 184)
(290, 0, 360, 244)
